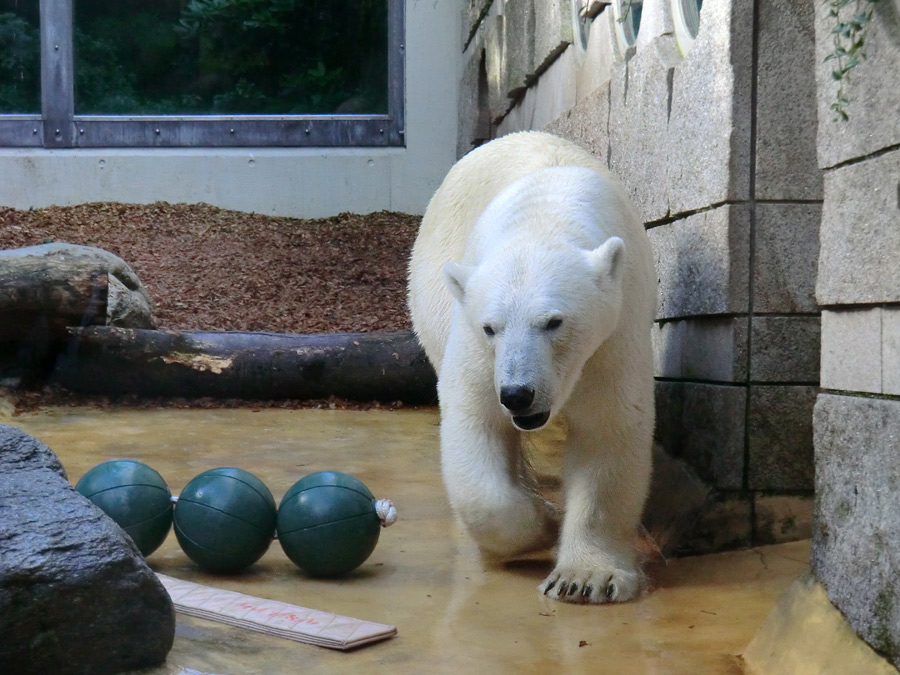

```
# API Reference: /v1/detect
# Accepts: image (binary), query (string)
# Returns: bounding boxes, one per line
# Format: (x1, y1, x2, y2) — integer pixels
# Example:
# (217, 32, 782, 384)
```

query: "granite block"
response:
(458, 44, 491, 158)
(813, 394, 900, 667)
(655, 381, 746, 489)
(649, 204, 751, 320)
(751, 316, 820, 383)
(503, 0, 535, 97)
(674, 492, 753, 556)
(484, 14, 510, 121)
(652, 316, 748, 382)
(748, 385, 817, 491)
(533, 0, 573, 74)
(755, 0, 822, 200)
(816, 149, 900, 305)
(608, 35, 680, 223)
(753, 203, 822, 313)
(753, 493, 814, 545)
(543, 80, 610, 161)
(883, 306, 900, 396)
(464, 0, 496, 48)
(814, 1, 900, 169)
(667, 0, 753, 215)
(821, 307, 882, 394)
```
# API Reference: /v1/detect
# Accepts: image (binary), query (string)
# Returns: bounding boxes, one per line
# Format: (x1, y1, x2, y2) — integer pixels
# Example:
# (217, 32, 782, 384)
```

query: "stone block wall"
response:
(811, 1, 900, 667)
(458, 0, 822, 552)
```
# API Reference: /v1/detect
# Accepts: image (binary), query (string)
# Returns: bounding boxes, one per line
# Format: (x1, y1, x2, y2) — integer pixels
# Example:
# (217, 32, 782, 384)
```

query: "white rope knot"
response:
(375, 499, 397, 527)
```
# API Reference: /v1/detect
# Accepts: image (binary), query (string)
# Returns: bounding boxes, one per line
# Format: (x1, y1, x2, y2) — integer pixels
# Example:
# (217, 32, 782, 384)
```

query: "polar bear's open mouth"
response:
(512, 411, 551, 431)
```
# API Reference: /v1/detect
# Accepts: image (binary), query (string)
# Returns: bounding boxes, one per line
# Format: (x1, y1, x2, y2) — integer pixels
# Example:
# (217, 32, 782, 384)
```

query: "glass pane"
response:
(682, 0, 701, 37)
(0, 0, 41, 114)
(74, 0, 389, 115)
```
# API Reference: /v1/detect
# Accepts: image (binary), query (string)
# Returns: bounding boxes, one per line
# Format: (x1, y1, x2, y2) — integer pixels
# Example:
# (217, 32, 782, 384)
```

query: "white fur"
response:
(408, 131, 656, 604)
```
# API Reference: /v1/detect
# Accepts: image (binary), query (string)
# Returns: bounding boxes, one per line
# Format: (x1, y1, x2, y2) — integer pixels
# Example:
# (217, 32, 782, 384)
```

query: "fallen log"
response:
(50, 327, 437, 404)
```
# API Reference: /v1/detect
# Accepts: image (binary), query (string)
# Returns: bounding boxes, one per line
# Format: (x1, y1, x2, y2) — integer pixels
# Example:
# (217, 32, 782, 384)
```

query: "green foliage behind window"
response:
(0, 10, 40, 113)
(73, 0, 388, 115)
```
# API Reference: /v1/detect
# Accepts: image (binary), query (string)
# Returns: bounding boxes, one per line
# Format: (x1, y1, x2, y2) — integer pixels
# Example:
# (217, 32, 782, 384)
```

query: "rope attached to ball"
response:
(375, 499, 397, 527)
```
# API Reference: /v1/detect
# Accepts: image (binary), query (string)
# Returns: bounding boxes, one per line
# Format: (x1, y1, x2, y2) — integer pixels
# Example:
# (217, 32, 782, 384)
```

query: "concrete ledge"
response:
(743, 574, 898, 675)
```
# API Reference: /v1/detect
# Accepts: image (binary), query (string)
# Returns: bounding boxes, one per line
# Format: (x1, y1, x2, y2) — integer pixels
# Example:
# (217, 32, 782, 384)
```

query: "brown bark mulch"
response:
(0, 202, 425, 412)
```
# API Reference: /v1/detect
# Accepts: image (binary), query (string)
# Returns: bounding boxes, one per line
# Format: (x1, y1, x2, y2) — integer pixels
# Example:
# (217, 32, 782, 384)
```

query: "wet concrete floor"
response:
(10, 406, 810, 675)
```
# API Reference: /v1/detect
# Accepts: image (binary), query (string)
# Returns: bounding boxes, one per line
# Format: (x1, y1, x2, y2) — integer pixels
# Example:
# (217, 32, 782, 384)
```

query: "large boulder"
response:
(0, 424, 174, 675)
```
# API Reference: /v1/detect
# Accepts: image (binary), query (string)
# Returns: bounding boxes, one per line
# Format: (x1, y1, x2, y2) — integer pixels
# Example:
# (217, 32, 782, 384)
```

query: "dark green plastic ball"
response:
(277, 471, 381, 578)
(75, 459, 173, 557)
(173, 468, 276, 573)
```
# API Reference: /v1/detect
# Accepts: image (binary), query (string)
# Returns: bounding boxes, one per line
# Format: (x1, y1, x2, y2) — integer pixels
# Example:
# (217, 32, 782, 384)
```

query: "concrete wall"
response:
(811, 0, 900, 667)
(461, 0, 822, 553)
(0, 1, 461, 218)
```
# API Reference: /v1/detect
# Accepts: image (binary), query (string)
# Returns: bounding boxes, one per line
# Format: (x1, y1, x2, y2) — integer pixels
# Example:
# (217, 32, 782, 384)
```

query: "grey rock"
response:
(0, 424, 174, 675)
(652, 316, 748, 382)
(748, 385, 817, 490)
(755, 0, 822, 200)
(648, 204, 750, 320)
(667, 0, 753, 216)
(813, 394, 900, 667)
(0, 422, 67, 477)
(655, 381, 747, 489)
(753, 203, 821, 313)
(816, 149, 900, 305)
(814, 1, 900, 169)
(750, 316, 821, 383)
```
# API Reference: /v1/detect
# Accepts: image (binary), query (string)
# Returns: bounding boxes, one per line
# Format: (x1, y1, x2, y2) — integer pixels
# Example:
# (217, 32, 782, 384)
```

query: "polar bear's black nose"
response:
(500, 385, 535, 412)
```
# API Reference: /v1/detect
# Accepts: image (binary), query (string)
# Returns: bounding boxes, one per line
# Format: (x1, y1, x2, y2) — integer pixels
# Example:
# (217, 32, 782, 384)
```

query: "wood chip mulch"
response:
(0, 202, 420, 334)
(0, 202, 425, 411)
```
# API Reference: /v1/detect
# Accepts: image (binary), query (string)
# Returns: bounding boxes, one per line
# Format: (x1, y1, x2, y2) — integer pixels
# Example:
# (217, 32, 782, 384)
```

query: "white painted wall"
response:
(0, 1, 460, 218)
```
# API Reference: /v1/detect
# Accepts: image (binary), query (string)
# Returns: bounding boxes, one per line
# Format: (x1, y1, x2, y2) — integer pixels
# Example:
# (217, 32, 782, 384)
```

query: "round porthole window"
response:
(673, 0, 703, 54)
(572, 0, 591, 52)
(613, 0, 643, 52)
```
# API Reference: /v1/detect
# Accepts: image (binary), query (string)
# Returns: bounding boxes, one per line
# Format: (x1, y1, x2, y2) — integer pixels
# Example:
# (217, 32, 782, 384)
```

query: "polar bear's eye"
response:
(483, 324, 496, 337)
(545, 318, 563, 331)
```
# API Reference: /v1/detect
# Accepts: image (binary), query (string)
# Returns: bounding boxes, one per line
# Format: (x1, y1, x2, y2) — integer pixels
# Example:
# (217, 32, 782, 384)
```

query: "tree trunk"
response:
(50, 327, 437, 404)
(0, 258, 110, 341)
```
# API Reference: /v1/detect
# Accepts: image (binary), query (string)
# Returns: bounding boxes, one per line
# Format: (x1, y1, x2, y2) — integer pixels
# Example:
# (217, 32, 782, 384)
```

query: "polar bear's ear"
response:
(589, 236, 626, 287)
(443, 262, 474, 303)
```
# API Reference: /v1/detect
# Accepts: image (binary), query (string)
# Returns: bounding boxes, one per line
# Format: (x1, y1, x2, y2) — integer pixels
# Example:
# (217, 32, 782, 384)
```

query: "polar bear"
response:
(407, 131, 656, 604)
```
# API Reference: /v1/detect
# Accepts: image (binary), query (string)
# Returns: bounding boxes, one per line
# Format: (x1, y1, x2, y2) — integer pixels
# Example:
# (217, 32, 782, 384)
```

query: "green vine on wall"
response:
(825, 0, 881, 121)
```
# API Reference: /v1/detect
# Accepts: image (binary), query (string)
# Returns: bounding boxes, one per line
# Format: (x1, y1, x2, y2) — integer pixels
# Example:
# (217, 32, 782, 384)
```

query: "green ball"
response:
(277, 471, 381, 578)
(174, 468, 276, 573)
(75, 459, 173, 557)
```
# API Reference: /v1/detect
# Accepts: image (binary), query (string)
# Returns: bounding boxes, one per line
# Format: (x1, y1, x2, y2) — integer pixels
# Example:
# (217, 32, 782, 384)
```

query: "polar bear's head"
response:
(444, 236, 626, 431)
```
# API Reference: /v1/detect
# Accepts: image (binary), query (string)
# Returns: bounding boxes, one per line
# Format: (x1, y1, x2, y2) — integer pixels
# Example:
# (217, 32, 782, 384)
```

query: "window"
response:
(0, 0, 404, 148)
(613, 0, 643, 52)
(673, 0, 702, 55)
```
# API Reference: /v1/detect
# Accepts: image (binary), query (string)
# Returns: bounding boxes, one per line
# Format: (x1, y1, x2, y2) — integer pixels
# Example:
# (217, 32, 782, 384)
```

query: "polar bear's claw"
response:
(539, 566, 642, 604)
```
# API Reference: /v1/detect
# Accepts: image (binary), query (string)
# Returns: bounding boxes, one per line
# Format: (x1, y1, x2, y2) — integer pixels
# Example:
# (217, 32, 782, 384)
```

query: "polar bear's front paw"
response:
(538, 563, 645, 604)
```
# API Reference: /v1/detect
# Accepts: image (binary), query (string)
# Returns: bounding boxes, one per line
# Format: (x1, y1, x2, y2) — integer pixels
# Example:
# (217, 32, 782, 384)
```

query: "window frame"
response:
(0, 0, 405, 149)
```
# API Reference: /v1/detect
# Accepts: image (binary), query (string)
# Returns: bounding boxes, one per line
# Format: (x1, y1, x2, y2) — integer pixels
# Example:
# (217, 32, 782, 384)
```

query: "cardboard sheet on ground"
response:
(156, 573, 397, 650)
